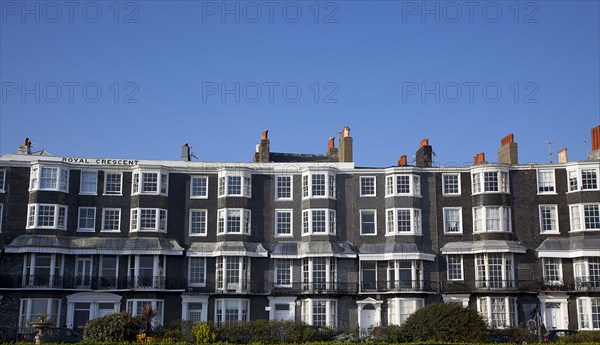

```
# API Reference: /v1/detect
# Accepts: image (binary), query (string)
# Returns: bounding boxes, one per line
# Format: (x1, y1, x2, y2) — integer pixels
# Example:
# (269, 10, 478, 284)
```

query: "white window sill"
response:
(77, 229, 95, 232)
(103, 193, 123, 196)
(189, 233, 208, 237)
(540, 231, 561, 235)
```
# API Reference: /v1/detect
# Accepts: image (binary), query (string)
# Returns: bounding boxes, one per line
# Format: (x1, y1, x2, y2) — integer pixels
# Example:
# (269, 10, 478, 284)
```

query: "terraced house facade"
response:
(0, 126, 599, 338)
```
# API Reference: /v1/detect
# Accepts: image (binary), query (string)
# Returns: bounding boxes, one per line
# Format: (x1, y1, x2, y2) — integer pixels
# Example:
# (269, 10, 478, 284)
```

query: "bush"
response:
(83, 311, 141, 342)
(401, 302, 490, 342)
(216, 320, 335, 344)
(163, 319, 196, 342)
(370, 325, 410, 342)
(559, 330, 600, 343)
(490, 326, 533, 343)
(192, 322, 218, 344)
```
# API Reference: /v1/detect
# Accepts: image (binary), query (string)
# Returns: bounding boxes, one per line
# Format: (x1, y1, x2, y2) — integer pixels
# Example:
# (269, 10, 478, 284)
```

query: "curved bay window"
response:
(387, 260, 422, 291)
(216, 256, 250, 292)
(475, 253, 514, 289)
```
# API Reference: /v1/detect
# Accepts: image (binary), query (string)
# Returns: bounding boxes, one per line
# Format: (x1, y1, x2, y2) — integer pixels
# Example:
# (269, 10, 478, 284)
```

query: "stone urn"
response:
(29, 314, 53, 345)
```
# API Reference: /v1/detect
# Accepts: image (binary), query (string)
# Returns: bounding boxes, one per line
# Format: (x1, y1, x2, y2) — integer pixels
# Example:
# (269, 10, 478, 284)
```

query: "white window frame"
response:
(215, 299, 249, 324)
(302, 257, 336, 290)
(302, 298, 337, 329)
(443, 207, 463, 234)
(103, 171, 123, 195)
(576, 297, 600, 330)
(301, 171, 336, 199)
(99, 255, 119, 288)
(26, 203, 68, 230)
(190, 175, 209, 199)
(477, 296, 517, 329)
(567, 167, 600, 192)
(131, 170, 169, 196)
(275, 175, 293, 200)
(101, 208, 121, 232)
(542, 258, 563, 285)
(569, 203, 600, 231)
(573, 257, 600, 290)
(189, 209, 208, 236)
(387, 298, 424, 326)
(188, 257, 207, 287)
(446, 255, 464, 281)
(475, 253, 515, 288)
(29, 165, 69, 192)
(537, 169, 557, 195)
(471, 169, 510, 195)
(217, 208, 251, 235)
(539, 204, 560, 234)
(385, 208, 422, 236)
(0, 169, 6, 193)
(216, 256, 250, 292)
(217, 171, 252, 198)
(126, 299, 164, 326)
(77, 207, 96, 232)
(130, 208, 167, 232)
(385, 174, 421, 197)
(301, 209, 336, 236)
(359, 176, 377, 197)
(22, 253, 64, 288)
(19, 298, 61, 329)
(275, 258, 293, 287)
(472, 206, 512, 233)
(275, 209, 293, 237)
(79, 170, 98, 195)
(181, 296, 209, 324)
(359, 209, 377, 235)
(128, 255, 166, 289)
(0, 203, 3, 233)
(442, 173, 461, 196)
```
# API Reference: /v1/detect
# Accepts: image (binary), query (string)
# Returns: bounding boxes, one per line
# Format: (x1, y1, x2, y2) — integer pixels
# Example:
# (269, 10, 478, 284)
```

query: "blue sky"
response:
(1, 0, 599, 167)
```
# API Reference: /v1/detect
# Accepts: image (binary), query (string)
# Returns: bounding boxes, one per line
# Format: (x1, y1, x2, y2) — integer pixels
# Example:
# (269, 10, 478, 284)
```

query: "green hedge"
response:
(6, 342, 600, 345)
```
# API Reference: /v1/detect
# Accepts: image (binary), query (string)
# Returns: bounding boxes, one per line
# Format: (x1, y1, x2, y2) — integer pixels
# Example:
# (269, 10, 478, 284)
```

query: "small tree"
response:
(401, 302, 489, 342)
(83, 312, 141, 342)
(140, 304, 158, 333)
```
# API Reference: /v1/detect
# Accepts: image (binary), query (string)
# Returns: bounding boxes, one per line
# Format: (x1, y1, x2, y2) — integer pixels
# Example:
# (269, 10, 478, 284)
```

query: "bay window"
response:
(302, 209, 336, 235)
(471, 169, 509, 194)
(388, 298, 423, 325)
(387, 260, 422, 290)
(217, 208, 251, 235)
(577, 298, 600, 329)
(475, 253, 514, 288)
(385, 174, 421, 197)
(29, 165, 69, 192)
(302, 257, 336, 291)
(574, 257, 600, 291)
(568, 167, 599, 192)
(302, 299, 337, 328)
(132, 170, 168, 195)
(218, 171, 251, 197)
(570, 204, 600, 231)
(302, 171, 336, 199)
(215, 299, 249, 324)
(26, 204, 67, 230)
(216, 256, 250, 292)
(127, 299, 164, 326)
(473, 206, 511, 233)
(23, 253, 64, 288)
(128, 255, 166, 289)
(19, 299, 61, 329)
(477, 296, 517, 328)
(385, 208, 421, 235)
(130, 208, 167, 232)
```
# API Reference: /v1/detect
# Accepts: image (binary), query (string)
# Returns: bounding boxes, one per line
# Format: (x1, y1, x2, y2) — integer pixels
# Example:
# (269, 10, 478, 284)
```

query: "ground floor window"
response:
(301, 299, 337, 328)
(19, 298, 61, 330)
(215, 299, 249, 324)
(181, 296, 208, 324)
(387, 298, 423, 325)
(126, 299, 164, 326)
(577, 297, 600, 330)
(477, 296, 516, 328)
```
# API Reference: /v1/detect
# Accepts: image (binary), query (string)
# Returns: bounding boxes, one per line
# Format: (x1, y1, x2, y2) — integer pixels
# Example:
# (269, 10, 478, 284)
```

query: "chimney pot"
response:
(498, 133, 518, 165)
(342, 126, 350, 139)
(501, 133, 514, 146)
(420, 138, 429, 147)
(328, 137, 335, 150)
(398, 155, 408, 166)
(262, 130, 268, 140)
(339, 126, 353, 163)
(474, 152, 485, 164)
(592, 125, 600, 151)
(558, 148, 568, 163)
(416, 139, 433, 167)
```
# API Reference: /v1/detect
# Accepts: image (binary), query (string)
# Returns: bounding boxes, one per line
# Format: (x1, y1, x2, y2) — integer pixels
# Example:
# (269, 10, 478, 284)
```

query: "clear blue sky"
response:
(1, 0, 599, 167)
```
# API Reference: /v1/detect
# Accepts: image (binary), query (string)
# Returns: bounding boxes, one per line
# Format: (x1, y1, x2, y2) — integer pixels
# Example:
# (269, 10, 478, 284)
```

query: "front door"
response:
(73, 303, 90, 333)
(274, 304, 292, 320)
(544, 302, 565, 330)
(360, 304, 377, 337)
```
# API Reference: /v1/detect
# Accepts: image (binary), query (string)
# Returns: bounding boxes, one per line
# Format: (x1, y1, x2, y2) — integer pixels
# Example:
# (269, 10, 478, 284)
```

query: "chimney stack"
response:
(398, 155, 408, 166)
(558, 148, 568, 163)
(181, 143, 191, 161)
(18, 137, 32, 155)
(339, 126, 353, 163)
(589, 125, 600, 160)
(253, 130, 270, 163)
(473, 152, 486, 164)
(326, 137, 339, 159)
(415, 138, 433, 167)
(498, 133, 518, 165)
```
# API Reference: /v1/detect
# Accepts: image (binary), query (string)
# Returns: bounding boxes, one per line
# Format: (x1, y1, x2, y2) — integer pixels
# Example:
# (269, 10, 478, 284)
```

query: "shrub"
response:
(83, 311, 141, 342)
(192, 322, 218, 344)
(216, 320, 335, 344)
(163, 319, 196, 342)
(490, 326, 533, 343)
(559, 330, 600, 343)
(401, 302, 490, 342)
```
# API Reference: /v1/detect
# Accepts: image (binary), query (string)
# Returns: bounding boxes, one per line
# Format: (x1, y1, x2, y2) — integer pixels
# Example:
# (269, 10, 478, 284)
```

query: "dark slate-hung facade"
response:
(0, 127, 600, 338)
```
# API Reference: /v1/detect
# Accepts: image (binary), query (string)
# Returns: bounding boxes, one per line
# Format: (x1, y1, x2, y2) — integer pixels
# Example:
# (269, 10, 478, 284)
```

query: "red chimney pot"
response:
(592, 126, 600, 151)
(398, 155, 407, 166)
(501, 133, 514, 146)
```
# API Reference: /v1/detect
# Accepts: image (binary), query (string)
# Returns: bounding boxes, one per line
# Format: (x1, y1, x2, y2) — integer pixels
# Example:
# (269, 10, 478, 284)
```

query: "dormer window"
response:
(29, 165, 69, 192)
(218, 171, 251, 197)
(385, 174, 421, 197)
(132, 170, 168, 196)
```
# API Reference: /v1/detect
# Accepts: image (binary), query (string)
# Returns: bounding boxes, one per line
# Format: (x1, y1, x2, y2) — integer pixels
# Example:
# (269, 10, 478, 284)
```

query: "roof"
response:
(187, 241, 268, 257)
(4, 235, 184, 255)
(268, 152, 338, 163)
(358, 243, 436, 261)
(271, 241, 358, 258)
(536, 236, 600, 258)
(440, 240, 527, 254)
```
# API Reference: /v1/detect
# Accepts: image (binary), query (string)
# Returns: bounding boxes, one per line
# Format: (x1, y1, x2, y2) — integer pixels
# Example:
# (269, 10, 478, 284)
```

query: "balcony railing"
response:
(0, 275, 184, 290)
(360, 280, 436, 293)
(573, 277, 600, 291)
(271, 282, 359, 294)
(441, 280, 537, 293)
